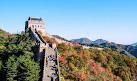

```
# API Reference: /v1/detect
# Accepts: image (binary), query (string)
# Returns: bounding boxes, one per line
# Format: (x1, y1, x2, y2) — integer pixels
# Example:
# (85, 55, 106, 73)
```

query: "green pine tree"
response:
(6, 55, 18, 81)
(17, 55, 40, 81)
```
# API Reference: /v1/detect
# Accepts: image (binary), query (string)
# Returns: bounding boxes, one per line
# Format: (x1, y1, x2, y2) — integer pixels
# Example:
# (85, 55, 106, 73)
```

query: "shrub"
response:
(38, 30, 42, 35)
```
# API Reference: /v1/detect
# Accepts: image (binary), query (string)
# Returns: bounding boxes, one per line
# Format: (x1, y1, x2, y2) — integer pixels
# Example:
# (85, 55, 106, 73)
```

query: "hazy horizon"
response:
(0, 0, 137, 44)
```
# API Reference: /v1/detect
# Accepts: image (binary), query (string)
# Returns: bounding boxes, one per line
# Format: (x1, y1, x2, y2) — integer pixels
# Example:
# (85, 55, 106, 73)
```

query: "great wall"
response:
(25, 17, 103, 81)
(25, 17, 60, 81)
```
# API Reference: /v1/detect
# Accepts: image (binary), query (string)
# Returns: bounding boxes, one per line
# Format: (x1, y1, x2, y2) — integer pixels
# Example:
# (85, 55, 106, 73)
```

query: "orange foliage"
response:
(42, 36, 56, 43)
(82, 54, 88, 62)
(69, 63, 76, 70)
(75, 72, 87, 81)
(0, 46, 3, 49)
(90, 59, 116, 80)
(59, 54, 67, 64)
(38, 30, 42, 35)
(68, 50, 76, 56)
(90, 59, 105, 75)
(100, 54, 108, 64)
(71, 41, 80, 47)
(114, 76, 122, 81)
(68, 52, 73, 56)
(87, 71, 90, 75)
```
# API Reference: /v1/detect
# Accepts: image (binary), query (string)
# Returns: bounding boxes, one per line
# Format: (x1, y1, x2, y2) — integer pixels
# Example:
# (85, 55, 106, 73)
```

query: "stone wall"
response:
(28, 27, 60, 81)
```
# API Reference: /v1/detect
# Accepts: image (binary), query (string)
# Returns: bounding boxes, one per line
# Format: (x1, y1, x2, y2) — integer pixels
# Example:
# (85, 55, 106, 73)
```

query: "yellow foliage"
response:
(38, 30, 42, 35)
(69, 63, 77, 71)
(0, 46, 3, 49)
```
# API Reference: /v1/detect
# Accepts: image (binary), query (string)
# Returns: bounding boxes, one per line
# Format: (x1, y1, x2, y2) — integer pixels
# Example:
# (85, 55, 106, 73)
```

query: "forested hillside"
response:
(58, 43, 137, 81)
(0, 29, 137, 81)
(0, 29, 10, 38)
(52, 35, 68, 41)
(89, 42, 137, 58)
(0, 29, 40, 80)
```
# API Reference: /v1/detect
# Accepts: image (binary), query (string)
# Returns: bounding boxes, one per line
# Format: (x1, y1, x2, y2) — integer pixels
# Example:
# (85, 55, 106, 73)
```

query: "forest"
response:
(0, 29, 137, 81)
(58, 43, 137, 81)
(0, 29, 40, 81)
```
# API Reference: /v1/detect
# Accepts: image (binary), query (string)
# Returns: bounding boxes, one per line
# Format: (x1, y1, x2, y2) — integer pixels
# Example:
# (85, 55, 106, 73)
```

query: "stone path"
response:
(44, 47, 58, 81)
(30, 27, 60, 81)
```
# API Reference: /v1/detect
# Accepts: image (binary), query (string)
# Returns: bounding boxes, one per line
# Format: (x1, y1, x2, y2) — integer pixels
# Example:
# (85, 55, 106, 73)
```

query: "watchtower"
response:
(25, 17, 45, 35)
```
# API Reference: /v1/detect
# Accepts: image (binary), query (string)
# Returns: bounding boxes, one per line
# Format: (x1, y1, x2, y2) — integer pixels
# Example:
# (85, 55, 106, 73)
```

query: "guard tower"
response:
(25, 17, 45, 35)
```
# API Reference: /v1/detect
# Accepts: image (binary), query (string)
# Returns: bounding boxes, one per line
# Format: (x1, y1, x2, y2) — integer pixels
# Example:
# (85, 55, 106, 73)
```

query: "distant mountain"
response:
(71, 38, 108, 44)
(131, 42, 137, 46)
(92, 39, 108, 44)
(71, 37, 137, 57)
(71, 37, 92, 44)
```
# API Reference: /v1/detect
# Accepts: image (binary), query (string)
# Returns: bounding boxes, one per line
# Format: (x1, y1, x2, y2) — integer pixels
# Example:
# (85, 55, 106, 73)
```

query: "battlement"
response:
(25, 17, 45, 35)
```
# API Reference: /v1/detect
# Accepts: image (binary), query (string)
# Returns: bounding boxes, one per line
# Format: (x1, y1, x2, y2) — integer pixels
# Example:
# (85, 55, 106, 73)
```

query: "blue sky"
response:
(0, 0, 137, 44)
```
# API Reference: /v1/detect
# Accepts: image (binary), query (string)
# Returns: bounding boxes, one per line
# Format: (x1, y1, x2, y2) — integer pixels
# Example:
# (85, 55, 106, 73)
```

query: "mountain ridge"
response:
(92, 39, 108, 44)
(130, 42, 137, 46)
(71, 37, 108, 44)
(71, 37, 92, 44)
